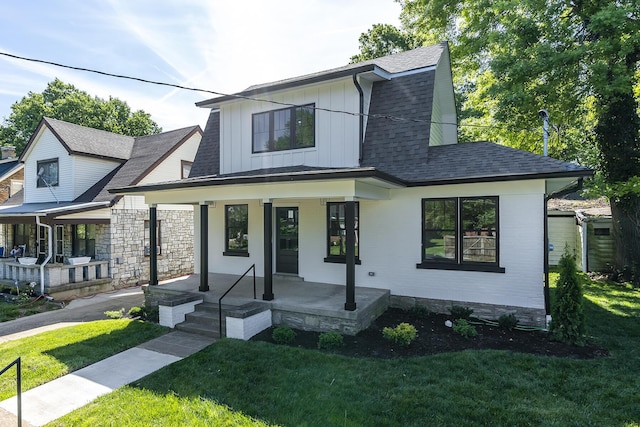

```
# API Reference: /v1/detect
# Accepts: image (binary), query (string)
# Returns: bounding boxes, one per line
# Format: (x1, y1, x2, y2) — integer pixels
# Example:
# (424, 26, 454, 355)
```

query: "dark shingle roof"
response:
(0, 159, 21, 178)
(43, 117, 135, 160)
(76, 125, 201, 203)
(197, 43, 447, 107)
(362, 71, 435, 175)
(399, 141, 591, 184)
(190, 111, 220, 178)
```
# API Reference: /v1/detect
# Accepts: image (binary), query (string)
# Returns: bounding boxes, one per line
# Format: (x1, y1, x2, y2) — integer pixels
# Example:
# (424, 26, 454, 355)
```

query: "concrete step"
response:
(175, 322, 221, 338)
(185, 310, 223, 327)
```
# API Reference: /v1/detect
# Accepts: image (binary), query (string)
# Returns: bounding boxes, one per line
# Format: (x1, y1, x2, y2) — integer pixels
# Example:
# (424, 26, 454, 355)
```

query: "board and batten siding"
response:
(429, 48, 457, 146)
(547, 212, 578, 266)
(193, 179, 547, 311)
(219, 78, 360, 175)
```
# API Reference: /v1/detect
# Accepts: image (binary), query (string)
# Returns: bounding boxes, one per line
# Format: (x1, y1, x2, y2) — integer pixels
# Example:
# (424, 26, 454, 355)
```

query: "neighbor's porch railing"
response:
(0, 259, 110, 290)
(0, 357, 22, 426)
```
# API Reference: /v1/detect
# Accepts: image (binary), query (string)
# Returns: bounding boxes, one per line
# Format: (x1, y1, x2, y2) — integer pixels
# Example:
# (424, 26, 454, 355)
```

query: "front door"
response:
(276, 207, 299, 274)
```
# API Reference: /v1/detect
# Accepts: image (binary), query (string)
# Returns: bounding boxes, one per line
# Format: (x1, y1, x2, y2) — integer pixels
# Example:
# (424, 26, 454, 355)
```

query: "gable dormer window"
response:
(37, 158, 59, 188)
(252, 104, 315, 153)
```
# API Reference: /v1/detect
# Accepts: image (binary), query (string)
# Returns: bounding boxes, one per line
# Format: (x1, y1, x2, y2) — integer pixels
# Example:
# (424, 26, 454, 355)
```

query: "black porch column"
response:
(263, 201, 274, 300)
(199, 203, 210, 292)
(345, 200, 356, 311)
(149, 205, 158, 285)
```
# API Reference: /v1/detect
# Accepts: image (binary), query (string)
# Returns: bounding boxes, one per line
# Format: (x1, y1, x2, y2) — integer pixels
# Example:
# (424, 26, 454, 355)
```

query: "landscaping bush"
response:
(128, 306, 144, 318)
(453, 319, 478, 338)
(498, 313, 519, 330)
(549, 248, 586, 345)
(104, 308, 125, 319)
(408, 304, 430, 318)
(449, 305, 474, 320)
(382, 322, 418, 347)
(317, 331, 344, 350)
(272, 327, 296, 345)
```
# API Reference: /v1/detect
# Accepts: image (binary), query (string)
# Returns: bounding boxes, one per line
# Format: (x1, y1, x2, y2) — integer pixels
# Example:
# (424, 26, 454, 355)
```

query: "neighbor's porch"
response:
(144, 272, 390, 336)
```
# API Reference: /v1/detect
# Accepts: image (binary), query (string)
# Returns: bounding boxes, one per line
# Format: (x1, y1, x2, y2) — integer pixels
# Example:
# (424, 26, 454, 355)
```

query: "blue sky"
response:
(0, 1, 400, 131)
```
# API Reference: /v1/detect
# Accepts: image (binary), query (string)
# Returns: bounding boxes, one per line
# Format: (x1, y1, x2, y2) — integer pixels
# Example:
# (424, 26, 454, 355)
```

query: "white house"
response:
(113, 43, 592, 328)
(0, 117, 202, 297)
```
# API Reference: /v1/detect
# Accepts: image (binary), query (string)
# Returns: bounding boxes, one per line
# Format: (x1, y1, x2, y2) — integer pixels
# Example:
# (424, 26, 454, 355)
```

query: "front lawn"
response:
(52, 273, 640, 427)
(0, 319, 167, 400)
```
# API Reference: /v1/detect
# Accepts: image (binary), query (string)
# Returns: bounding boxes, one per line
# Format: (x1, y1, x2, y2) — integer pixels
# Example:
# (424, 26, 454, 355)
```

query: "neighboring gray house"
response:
(115, 43, 592, 330)
(0, 117, 202, 298)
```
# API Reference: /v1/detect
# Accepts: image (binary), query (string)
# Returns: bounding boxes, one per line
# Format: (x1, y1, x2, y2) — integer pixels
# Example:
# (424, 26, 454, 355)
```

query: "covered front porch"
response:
(145, 272, 390, 336)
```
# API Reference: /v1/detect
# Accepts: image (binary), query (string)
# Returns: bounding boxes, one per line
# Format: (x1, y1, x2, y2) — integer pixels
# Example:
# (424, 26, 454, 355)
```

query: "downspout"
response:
(543, 196, 550, 317)
(35, 216, 52, 296)
(352, 73, 364, 164)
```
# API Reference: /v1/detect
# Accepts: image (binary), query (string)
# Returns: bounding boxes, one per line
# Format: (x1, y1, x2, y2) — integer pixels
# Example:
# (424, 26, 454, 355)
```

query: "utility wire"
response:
(1, 51, 536, 133)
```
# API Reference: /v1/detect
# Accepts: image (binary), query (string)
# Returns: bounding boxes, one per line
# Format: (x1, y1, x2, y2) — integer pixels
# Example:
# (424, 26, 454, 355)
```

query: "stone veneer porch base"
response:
(390, 295, 547, 328)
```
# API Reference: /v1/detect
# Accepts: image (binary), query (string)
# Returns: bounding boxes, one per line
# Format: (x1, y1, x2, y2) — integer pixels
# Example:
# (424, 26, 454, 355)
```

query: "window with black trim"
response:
(181, 160, 193, 179)
(224, 204, 249, 256)
(72, 224, 96, 258)
(144, 220, 162, 256)
(419, 197, 503, 272)
(252, 104, 315, 153)
(37, 158, 59, 188)
(325, 202, 360, 263)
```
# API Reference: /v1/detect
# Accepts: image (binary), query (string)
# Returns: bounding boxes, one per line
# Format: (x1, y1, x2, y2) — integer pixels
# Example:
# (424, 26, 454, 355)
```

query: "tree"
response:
(354, 1, 640, 284)
(0, 78, 162, 154)
(549, 248, 586, 345)
(349, 24, 419, 64)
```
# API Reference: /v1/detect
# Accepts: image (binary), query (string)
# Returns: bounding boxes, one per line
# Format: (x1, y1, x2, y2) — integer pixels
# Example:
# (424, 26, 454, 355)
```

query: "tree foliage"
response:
(354, 0, 640, 284)
(549, 248, 586, 345)
(0, 78, 162, 154)
(349, 23, 419, 64)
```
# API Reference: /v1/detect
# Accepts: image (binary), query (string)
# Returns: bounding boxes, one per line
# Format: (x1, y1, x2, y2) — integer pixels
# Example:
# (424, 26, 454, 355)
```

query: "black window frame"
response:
(418, 196, 504, 273)
(252, 104, 315, 153)
(324, 202, 361, 264)
(72, 224, 96, 258)
(37, 158, 59, 188)
(224, 204, 249, 257)
(144, 220, 162, 256)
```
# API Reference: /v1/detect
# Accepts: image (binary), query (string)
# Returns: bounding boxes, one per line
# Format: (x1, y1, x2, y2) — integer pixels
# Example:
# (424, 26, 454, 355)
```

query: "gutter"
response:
(35, 215, 52, 296)
(352, 72, 364, 164)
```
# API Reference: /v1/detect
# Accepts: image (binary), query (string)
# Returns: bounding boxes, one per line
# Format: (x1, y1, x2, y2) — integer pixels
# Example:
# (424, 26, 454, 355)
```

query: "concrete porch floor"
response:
(148, 273, 391, 335)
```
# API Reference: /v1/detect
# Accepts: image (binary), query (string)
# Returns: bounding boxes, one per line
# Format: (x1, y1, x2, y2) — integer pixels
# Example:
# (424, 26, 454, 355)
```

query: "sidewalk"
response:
(0, 288, 216, 426)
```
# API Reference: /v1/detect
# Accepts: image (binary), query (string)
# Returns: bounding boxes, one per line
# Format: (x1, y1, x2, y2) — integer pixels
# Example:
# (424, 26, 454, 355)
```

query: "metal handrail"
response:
(0, 357, 22, 426)
(218, 264, 256, 337)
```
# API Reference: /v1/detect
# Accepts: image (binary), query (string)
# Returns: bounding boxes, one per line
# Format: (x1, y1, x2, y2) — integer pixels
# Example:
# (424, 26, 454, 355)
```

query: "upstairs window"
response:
(252, 104, 315, 153)
(419, 196, 504, 273)
(37, 158, 59, 188)
(181, 160, 193, 179)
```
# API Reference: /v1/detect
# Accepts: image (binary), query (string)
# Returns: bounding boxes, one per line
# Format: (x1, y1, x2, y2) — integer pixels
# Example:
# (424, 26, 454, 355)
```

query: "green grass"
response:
(0, 298, 62, 322)
(0, 319, 167, 400)
(51, 272, 640, 427)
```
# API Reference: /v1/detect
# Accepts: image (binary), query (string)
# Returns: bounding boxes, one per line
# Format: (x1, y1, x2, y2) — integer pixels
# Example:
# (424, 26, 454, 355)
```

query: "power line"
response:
(0, 51, 536, 133)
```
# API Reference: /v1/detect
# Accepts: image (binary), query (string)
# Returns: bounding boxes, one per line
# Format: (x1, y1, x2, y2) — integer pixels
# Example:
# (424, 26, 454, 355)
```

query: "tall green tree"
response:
(354, 1, 640, 284)
(0, 78, 162, 154)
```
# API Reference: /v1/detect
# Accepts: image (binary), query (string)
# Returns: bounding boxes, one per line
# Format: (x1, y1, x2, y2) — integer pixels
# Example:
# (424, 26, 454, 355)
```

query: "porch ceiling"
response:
(136, 176, 403, 205)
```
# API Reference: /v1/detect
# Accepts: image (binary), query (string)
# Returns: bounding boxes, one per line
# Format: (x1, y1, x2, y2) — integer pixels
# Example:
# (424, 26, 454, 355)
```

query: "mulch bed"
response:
(251, 308, 608, 359)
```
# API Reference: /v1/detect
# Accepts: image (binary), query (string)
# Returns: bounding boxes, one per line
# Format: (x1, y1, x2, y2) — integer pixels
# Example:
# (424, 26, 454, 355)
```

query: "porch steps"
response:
(175, 302, 232, 338)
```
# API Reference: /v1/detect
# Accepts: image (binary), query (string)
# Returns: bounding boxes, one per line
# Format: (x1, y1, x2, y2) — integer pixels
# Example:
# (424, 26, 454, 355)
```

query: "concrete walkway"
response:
(0, 288, 215, 426)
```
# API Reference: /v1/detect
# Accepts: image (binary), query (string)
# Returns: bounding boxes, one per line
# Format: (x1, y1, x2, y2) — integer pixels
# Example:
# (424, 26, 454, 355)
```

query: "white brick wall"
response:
(226, 310, 272, 340)
(159, 299, 203, 328)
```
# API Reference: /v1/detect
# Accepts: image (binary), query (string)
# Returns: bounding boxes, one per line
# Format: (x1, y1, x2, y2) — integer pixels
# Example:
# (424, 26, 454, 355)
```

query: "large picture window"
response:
(420, 197, 503, 272)
(224, 204, 249, 256)
(325, 202, 360, 263)
(252, 104, 315, 153)
(72, 224, 96, 258)
(37, 158, 59, 188)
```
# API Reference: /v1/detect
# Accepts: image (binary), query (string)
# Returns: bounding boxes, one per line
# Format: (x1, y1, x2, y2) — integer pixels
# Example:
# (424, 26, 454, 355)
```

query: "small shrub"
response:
(498, 313, 519, 330)
(382, 322, 418, 347)
(453, 319, 477, 338)
(128, 306, 144, 318)
(144, 305, 159, 323)
(317, 331, 344, 350)
(408, 305, 430, 319)
(104, 308, 125, 319)
(449, 305, 474, 320)
(272, 326, 296, 345)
